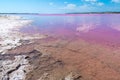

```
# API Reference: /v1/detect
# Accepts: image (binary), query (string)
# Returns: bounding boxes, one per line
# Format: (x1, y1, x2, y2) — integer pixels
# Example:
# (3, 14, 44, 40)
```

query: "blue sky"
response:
(0, 0, 120, 13)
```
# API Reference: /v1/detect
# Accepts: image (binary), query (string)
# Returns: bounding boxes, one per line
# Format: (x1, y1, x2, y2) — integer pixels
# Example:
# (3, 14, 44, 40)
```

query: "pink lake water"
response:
(20, 14, 120, 48)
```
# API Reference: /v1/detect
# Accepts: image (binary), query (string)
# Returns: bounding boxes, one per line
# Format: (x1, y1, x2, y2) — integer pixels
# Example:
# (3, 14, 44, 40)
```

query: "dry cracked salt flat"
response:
(0, 14, 120, 80)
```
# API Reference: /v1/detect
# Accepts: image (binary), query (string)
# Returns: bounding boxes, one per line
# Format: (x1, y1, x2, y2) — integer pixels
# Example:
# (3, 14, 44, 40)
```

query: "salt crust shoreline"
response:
(0, 15, 46, 54)
(0, 15, 46, 80)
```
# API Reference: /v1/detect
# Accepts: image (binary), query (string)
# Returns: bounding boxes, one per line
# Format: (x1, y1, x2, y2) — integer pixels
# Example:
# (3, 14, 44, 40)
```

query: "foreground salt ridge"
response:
(1, 55, 31, 80)
(0, 15, 46, 80)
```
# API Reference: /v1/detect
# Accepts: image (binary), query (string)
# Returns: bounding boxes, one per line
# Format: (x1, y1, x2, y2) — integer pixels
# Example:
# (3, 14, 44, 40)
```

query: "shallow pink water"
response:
(21, 14, 120, 48)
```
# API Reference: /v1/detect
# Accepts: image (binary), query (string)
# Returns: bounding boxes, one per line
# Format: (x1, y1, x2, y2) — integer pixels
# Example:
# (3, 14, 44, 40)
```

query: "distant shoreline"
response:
(0, 12, 120, 15)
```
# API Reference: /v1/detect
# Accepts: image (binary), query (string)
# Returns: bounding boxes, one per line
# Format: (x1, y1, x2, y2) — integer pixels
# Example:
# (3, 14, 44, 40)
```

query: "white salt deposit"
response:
(0, 15, 31, 34)
(0, 15, 32, 54)
(0, 15, 47, 80)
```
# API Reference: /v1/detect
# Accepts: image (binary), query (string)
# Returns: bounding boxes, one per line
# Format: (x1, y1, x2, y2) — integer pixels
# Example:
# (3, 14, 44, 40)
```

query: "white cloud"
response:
(62, 4, 76, 10)
(112, 0, 120, 3)
(97, 2, 104, 6)
(83, 0, 104, 6)
(60, 0, 104, 11)
(83, 0, 96, 5)
(79, 4, 89, 9)
(78, 4, 95, 12)
(84, 0, 97, 2)
(64, 2, 68, 4)
(49, 2, 54, 6)
(60, 4, 94, 11)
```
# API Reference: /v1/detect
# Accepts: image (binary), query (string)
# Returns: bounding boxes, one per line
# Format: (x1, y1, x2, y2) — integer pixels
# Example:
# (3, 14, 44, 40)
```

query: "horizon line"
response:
(0, 12, 120, 15)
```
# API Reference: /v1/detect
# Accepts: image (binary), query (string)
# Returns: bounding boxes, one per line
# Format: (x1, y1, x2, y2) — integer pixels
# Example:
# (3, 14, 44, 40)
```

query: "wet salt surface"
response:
(20, 14, 120, 48)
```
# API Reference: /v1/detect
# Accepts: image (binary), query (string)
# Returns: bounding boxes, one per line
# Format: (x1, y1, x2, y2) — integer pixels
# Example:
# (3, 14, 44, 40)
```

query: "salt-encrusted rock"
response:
(0, 55, 30, 80)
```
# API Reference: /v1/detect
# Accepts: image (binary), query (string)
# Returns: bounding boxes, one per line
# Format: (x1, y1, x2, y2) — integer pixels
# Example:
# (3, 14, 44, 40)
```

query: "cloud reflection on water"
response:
(109, 23, 120, 32)
(76, 23, 96, 33)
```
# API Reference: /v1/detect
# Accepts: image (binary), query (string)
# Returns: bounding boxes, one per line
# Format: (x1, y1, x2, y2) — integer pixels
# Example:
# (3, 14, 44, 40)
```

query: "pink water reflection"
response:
(21, 14, 120, 48)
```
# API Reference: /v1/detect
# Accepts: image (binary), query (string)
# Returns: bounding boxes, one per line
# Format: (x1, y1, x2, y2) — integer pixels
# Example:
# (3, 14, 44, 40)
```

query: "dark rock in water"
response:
(28, 49, 40, 54)
(19, 40, 30, 44)
(0, 49, 41, 60)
